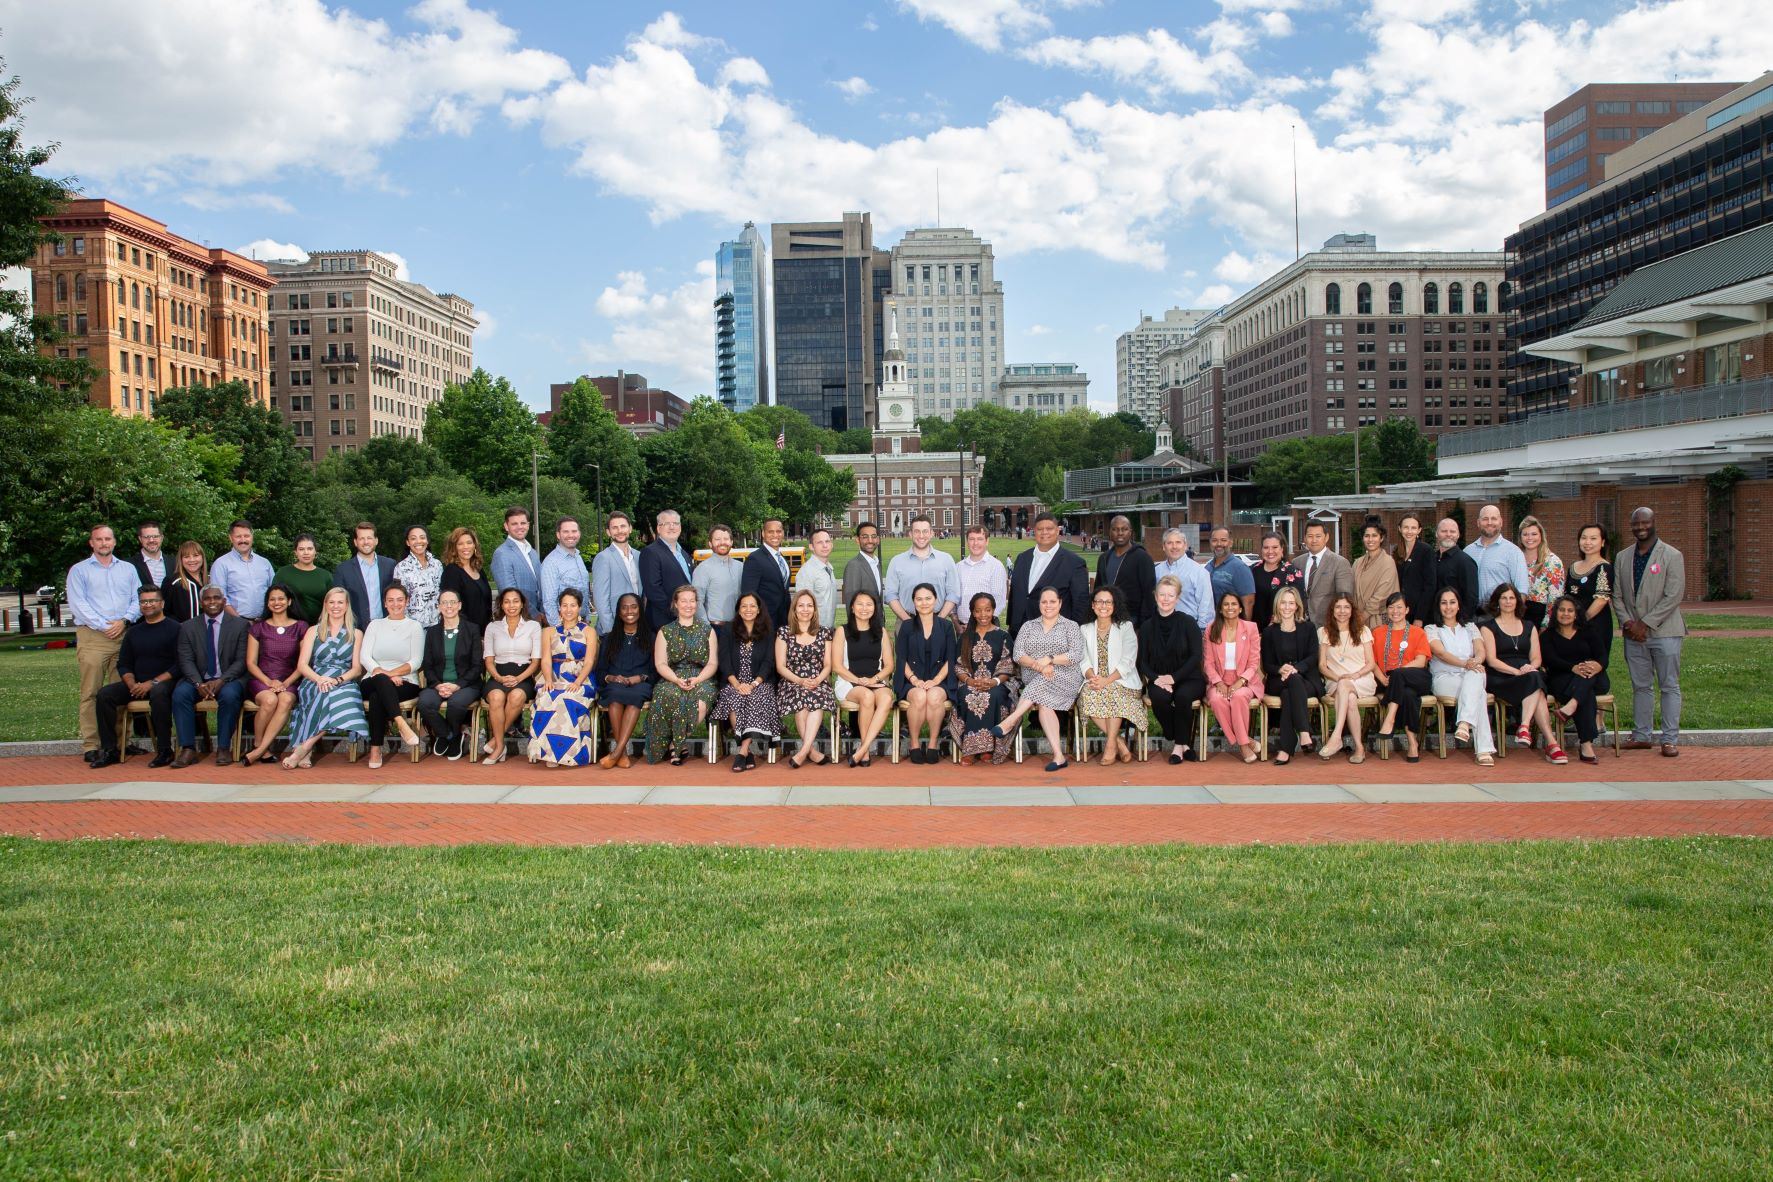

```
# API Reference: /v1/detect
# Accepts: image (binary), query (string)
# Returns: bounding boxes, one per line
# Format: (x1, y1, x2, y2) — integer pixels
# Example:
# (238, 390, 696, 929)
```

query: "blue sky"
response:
(6, 0, 1765, 411)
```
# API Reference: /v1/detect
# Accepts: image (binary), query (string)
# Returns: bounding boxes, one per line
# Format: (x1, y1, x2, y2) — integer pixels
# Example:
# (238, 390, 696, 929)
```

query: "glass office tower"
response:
(715, 222, 769, 412)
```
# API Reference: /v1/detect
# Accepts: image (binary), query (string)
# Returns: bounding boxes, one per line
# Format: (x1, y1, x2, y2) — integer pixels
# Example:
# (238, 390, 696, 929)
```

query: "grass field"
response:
(2, 837, 1769, 1179)
(1684, 612, 1773, 631)
(820, 534, 1085, 573)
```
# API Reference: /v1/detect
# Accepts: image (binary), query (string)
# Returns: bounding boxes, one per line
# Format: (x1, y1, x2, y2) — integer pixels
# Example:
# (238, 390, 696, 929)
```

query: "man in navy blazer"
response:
(1007, 513, 1091, 646)
(637, 508, 697, 629)
(738, 517, 791, 629)
(332, 522, 398, 629)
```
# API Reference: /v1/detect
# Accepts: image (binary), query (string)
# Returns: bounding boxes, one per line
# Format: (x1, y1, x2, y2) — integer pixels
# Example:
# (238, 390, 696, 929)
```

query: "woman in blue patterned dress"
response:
(529, 587, 598, 768)
(282, 587, 368, 769)
(595, 593, 654, 768)
(646, 585, 719, 765)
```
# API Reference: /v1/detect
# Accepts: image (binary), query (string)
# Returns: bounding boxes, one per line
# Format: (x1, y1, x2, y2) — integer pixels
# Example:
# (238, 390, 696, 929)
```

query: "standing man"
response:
(1297, 520, 1354, 624)
(955, 523, 1008, 621)
(1615, 507, 1685, 757)
(841, 521, 884, 606)
(1465, 503, 1529, 608)
(490, 506, 543, 621)
(1433, 517, 1481, 613)
(1206, 527, 1256, 621)
(794, 527, 840, 628)
(638, 509, 697, 630)
(739, 517, 792, 628)
(1007, 512, 1090, 641)
(691, 524, 744, 627)
(884, 514, 960, 623)
(91, 585, 181, 768)
(539, 516, 590, 629)
(170, 585, 249, 768)
(1097, 515, 1157, 627)
(591, 510, 643, 634)
(68, 523, 142, 762)
(128, 521, 168, 591)
(209, 520, 274, 621)
(333, 522, 397, 630)
(1153, 528, 1214, 629)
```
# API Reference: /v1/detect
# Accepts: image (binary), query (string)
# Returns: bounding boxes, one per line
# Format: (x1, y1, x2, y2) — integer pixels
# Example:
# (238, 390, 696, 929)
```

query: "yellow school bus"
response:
(690, 545, 806, 579)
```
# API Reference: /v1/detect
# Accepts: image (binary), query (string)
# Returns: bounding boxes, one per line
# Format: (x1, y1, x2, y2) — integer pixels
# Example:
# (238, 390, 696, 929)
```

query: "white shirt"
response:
(1026, 545, 1058, 591)
(484, 618, 544, 665)
(1223, 639, 1239, 669)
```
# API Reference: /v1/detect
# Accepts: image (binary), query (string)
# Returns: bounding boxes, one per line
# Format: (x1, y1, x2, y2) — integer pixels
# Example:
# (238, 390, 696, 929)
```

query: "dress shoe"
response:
(82, 749, 101, 764)
(214, 751, 234, 767)
(89, 750, 121, 769)
(1623, 739, 1655, 751)
(1660, 744, 1679, 757)
(147, 752, 175, 769)
(170, 748, 198, 769)
(449, 735, 468, 761)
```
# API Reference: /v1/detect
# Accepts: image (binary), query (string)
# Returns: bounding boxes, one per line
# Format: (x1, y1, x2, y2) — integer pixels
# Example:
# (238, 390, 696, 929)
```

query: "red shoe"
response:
(1515, 724, 1532, 748)
(1546, 745, 1569, 765)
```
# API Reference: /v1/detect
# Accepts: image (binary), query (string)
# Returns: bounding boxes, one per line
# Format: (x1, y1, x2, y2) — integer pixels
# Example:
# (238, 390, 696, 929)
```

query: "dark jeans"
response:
(96, 679, 175, 756)
(1548, 669, 1610, 744)
(1148, 676, 1206, 745)
(361, 674, 423, 745)
(1267, 671, 1321, 754)
(1379, 666, 1432, 734)
(417, 684, 482, 742)
(173, 679, 244, 750)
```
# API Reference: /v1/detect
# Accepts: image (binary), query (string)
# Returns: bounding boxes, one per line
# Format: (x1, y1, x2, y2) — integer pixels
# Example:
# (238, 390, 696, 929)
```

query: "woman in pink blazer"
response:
(1203, 591, 1264, 763)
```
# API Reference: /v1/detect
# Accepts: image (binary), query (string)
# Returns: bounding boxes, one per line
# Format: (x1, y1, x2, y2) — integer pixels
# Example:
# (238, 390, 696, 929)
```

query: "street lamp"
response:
(588, 461, 603, 545)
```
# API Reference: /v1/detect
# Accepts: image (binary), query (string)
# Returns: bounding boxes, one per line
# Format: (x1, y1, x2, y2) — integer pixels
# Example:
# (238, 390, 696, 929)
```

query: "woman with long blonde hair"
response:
(1517, 514, 1564, 630)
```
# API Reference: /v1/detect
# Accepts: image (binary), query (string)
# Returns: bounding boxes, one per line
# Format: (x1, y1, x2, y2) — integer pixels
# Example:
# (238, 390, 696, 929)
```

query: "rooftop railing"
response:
(1438, 375, 1773, 458)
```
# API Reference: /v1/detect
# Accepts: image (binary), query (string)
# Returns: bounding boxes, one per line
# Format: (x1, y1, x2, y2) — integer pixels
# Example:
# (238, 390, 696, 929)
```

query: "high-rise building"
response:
(714, 223, 769, 412)
(1507, 72, 1773, 415)
(31, 198, 274, 417)
(1156, 235, 1506, 464)
(999, 362, 1088, 415)
(770, 212, 891, 432)
(1115, 307, 1212, 427)
(887, 227, 1005, 420)
(265, 250, 475, 459)
(1542, 82, 1738, 209)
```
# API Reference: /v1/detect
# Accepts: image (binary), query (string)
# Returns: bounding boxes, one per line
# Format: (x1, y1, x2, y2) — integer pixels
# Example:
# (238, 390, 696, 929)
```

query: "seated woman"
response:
(1204, 591, 1263, 763)
(529, 587, 598, 769)
(482, 587, 542, 764)
(418, 589, 482, 760)
(1138, 574, 1205, 765)
(594, 592, 654, 769)
(646, 585, 718, 766)
(1483, 584, 1565, 764)
(1427, 587, 1497, 766)
(359, 582, 427, 770)
(833, 590, 895, 767)
(993, 586, 1086, 773)
(947, 591, 1015, 766)
(1542, 594, 1610, 766)
(713, 592, 779, 773)
(1317, 592, 1376, 764)
(1371, 592, 1430, 762)
(1259, 585, 1318, 766)
(1077, 585, 1146, 766)
(777, 590, 836, 769)
(894, 583, 958, 765)
(242, 584, 308, 766)
(282, 586, 367, 769)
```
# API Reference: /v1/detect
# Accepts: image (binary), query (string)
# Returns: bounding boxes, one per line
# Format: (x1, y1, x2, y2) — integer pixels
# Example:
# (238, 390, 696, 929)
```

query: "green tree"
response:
(638, 398, 768, 540)
(1251, 435, 1358, 505)
(319, 433, 454, 489)
(423, 368, 542, 495)
(544, 377, 642, 515)
(737, 403, 836, 452)
(1364, 417, 1436, 489)
(769, 447, 854, 535)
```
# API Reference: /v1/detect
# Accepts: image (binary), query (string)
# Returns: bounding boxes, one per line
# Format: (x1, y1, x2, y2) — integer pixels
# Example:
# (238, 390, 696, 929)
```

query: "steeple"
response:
(876, 300, 915, 437)
(1155, 418, 1173, 454)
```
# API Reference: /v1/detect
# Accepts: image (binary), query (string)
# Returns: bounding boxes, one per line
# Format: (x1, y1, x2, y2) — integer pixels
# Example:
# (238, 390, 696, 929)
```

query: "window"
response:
(73, 236, 85, 256)
(1547, 107, 1587, 138)
(1704, 342, 1743, 385)
(75, 313, 87, 335)
(1448, 283, 1464, 315)
(1644, 355, 1676, 390)
(1592, 367, 1623, 404)
(1546, 158, 1588, 189)
(1387, 282, 1404, 314)
(1545, 130, 1587, 165)
(1356, 283, 1372, 315)
(1635, 100, 1669, 114)
(1422, 282, 1439, 314)
(1324, 283, 1341, 315)
(1595, 100, 1631, 115)
(54, 274, 67, 302)
(1472, 282, 1488, 314)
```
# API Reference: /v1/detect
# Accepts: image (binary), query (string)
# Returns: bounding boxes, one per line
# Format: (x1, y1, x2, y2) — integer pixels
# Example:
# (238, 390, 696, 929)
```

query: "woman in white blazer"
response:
(1077, 585, 1147, 764)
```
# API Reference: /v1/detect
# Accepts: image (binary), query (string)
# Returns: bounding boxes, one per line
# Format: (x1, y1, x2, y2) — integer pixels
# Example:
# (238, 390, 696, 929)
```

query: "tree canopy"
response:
(917, 406, 1158, 498)
(545, 377, 642, 517)
(423, 368, 542, 495)
(1252, 418, 1437, 505)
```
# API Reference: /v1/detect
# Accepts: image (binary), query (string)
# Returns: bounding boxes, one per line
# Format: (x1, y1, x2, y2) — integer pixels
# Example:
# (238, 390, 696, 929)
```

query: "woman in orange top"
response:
(1370, 591, 1430, 762)
(1203, 591, 1263, 763)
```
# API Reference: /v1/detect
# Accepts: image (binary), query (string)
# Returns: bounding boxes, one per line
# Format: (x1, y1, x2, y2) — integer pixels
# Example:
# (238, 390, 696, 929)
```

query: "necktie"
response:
(207, 617, 220, 678)
(1306, 554, 1318, 598)
(776, 552, 788, 582)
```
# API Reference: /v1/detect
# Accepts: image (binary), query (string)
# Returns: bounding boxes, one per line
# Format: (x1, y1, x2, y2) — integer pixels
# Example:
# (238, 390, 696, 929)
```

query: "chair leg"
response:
(890, 706, 901, 765)
(1258, 701, 1269, 761)
(1435, 701, 1448, 759)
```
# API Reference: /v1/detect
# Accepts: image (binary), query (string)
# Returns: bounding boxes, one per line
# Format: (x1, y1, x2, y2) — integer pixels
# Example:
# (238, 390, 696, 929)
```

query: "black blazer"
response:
(1397, 540, 1437, 624)
(739, 548, 791, 630)
(422, 621, 484, 691)
(893, 616, 957, 701)
(1136, 611, 1204, 685)
(1007, 546, 1091, 643)
(127, 552, 165, 593)
(639, 539, 696, 630)
(440, 563, 493, 633)
(161, 573, 204, 623)
(332, 554, 398, 631)
(176, 612, 249, 686)
(1097, 545, 1157, 627)
(1433, 547, 1481, 618)
(715, 623, 778, 685)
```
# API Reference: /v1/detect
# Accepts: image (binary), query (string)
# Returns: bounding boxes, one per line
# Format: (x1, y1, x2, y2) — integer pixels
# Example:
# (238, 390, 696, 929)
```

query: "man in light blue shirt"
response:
(539, 516, 590, 628)
(68, 522, 143, 759)
(883, 515, 960, 622)
(1464, 503, 1529, 610)
(1153, 527, 1214, 626)
(955, 523, 1007, 620)
(792, 527, 840, 628)
(490, 506, 543, 621)
(208, 520, 274, 620)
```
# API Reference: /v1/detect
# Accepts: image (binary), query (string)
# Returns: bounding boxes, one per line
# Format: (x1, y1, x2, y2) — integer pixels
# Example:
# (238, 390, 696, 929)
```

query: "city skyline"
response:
(7, 0, 1767, 413)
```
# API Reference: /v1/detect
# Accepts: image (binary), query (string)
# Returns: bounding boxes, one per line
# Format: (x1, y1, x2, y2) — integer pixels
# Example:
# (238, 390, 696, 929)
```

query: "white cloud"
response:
(1192, 283, 1238, 306)
(1018, 28, 1251, 96)
(1213, 249, 1289, 284)
(718, 57, 771, 88)
(182, 191, 296, 214)
(1258, 11, 1294, 37)
(236, 239, 307, 263)
(473, 308, 499, 341)
(1027, 323, 1054, 335)
(894, 0, 1055, 51)
(1, 0, 570, 187)
(638, 11, 712, 50)
(581, 262, 717, 391)
(832, 76, 874, 99)
(377, 251, 413, 282)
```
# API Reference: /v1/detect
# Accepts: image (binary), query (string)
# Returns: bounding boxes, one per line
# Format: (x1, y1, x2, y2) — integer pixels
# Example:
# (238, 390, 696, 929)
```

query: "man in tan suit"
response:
(1296, 520, 1354, 624)
(1614, 506, 1685, 756)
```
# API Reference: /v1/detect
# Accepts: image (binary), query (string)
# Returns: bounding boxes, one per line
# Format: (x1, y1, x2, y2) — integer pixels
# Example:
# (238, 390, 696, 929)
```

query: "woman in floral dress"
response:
(529, 587, 598, 768)
(994, 587, 1088, 772)
(392, 525, 444, 628)
(776, 590, 836, 768)
(948, 592, 1016, 765)
(1517, 514, 1565, 630)
(647, 585, 718, 765)
(1566, 523, 1615, 661)
(713, 592, 779, 772)
(1076, 585, 1146, 765)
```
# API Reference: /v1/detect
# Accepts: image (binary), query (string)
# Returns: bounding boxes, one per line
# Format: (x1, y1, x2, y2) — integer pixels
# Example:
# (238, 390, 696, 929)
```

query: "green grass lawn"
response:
(1684, 613, 1773, 631)
(821, 534, 1086, 573)
(1, 837, 1769, 1179)
(0, 647, 77, 743)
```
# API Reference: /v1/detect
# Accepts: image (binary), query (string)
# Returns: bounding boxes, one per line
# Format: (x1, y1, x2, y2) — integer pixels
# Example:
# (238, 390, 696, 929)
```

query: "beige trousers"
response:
(76, 625, 124, 753)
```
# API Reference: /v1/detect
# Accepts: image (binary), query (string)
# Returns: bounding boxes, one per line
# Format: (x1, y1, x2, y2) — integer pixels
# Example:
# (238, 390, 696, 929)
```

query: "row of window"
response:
(1323, 280, 1496, 316)
(853, 476, 965, 496)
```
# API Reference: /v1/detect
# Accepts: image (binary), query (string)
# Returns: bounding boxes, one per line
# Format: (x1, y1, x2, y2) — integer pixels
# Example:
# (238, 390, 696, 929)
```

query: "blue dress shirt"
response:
(209, 549, 275, 618)
(67, 555, 142, 630)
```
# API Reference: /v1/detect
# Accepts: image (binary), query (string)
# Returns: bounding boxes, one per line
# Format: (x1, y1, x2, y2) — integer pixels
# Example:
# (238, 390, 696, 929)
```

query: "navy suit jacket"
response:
(638, 538, 696, 630)
(1007, 547, 1091, 644)
(739, 548, 791, 630)
(331, 554, 397, 632)
(175, 612, 249, 686)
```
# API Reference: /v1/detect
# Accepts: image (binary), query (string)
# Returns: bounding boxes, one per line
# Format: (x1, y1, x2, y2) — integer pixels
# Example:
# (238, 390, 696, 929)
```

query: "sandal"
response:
(280, 752, 301, 771)
(1117, 748, 1133, 763)
(1546, 745, 1569, 765)
(1515, 724, 1532, 748)
(617, 755, 632, 769)
(1476, 753, 1495, 767)
(669, 749, 685, 767)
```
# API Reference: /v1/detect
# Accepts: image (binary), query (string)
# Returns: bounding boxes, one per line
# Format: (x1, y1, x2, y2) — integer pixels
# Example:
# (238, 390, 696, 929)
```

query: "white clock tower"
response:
(876, 302, 916, 437)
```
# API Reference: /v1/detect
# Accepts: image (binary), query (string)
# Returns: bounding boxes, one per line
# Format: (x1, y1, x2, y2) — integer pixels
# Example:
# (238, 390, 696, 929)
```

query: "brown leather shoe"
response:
(1660, 744, 1679, 757)
(170, 748, 198, 769)
(214, 751, 233, 767)
(1622, 740, 1655, 751)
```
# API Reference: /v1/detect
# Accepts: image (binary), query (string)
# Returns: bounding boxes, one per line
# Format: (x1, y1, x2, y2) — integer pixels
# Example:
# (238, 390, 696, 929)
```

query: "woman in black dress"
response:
(713, 592, 779, 772)
(1250, 531, 1303, 631)
(833, 590, 894, 767)
(594, 592, 654, 768)
(1138, 574, 1205, 764)
(1565, 523, 1615, 661)
(1481, 584, 1564, 763)
(1542, 595, 1610, 765)
(1260, 584, 1319, 765)
(894, 583, 957, 764)
(441, 526, 494, 632)
(1395, 514, 1437, 625)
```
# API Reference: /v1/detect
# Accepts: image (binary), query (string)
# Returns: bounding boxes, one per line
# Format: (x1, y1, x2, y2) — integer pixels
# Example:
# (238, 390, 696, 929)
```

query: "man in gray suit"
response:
(1614, 506, 1685, 756)
(840, 520, 884, 609)
(1296, 520, 1354, 624)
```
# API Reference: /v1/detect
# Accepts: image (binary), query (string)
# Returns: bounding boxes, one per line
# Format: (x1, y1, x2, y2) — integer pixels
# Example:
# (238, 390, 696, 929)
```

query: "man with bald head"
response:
(1614, 507, 1685, 756)
(1207, 527, 1255, 620)
(1433, 517, 1479, 616)
(1096, 514, 1157, 626)
(1464, 503, 1529, 609)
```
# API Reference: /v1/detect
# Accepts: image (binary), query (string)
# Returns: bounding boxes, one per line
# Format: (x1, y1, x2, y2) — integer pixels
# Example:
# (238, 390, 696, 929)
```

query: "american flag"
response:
(775, 428, 786, 450)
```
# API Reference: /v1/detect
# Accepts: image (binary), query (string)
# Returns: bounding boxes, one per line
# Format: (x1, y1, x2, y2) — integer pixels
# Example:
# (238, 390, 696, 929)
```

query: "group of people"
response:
(67, 498, 1687, 774)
